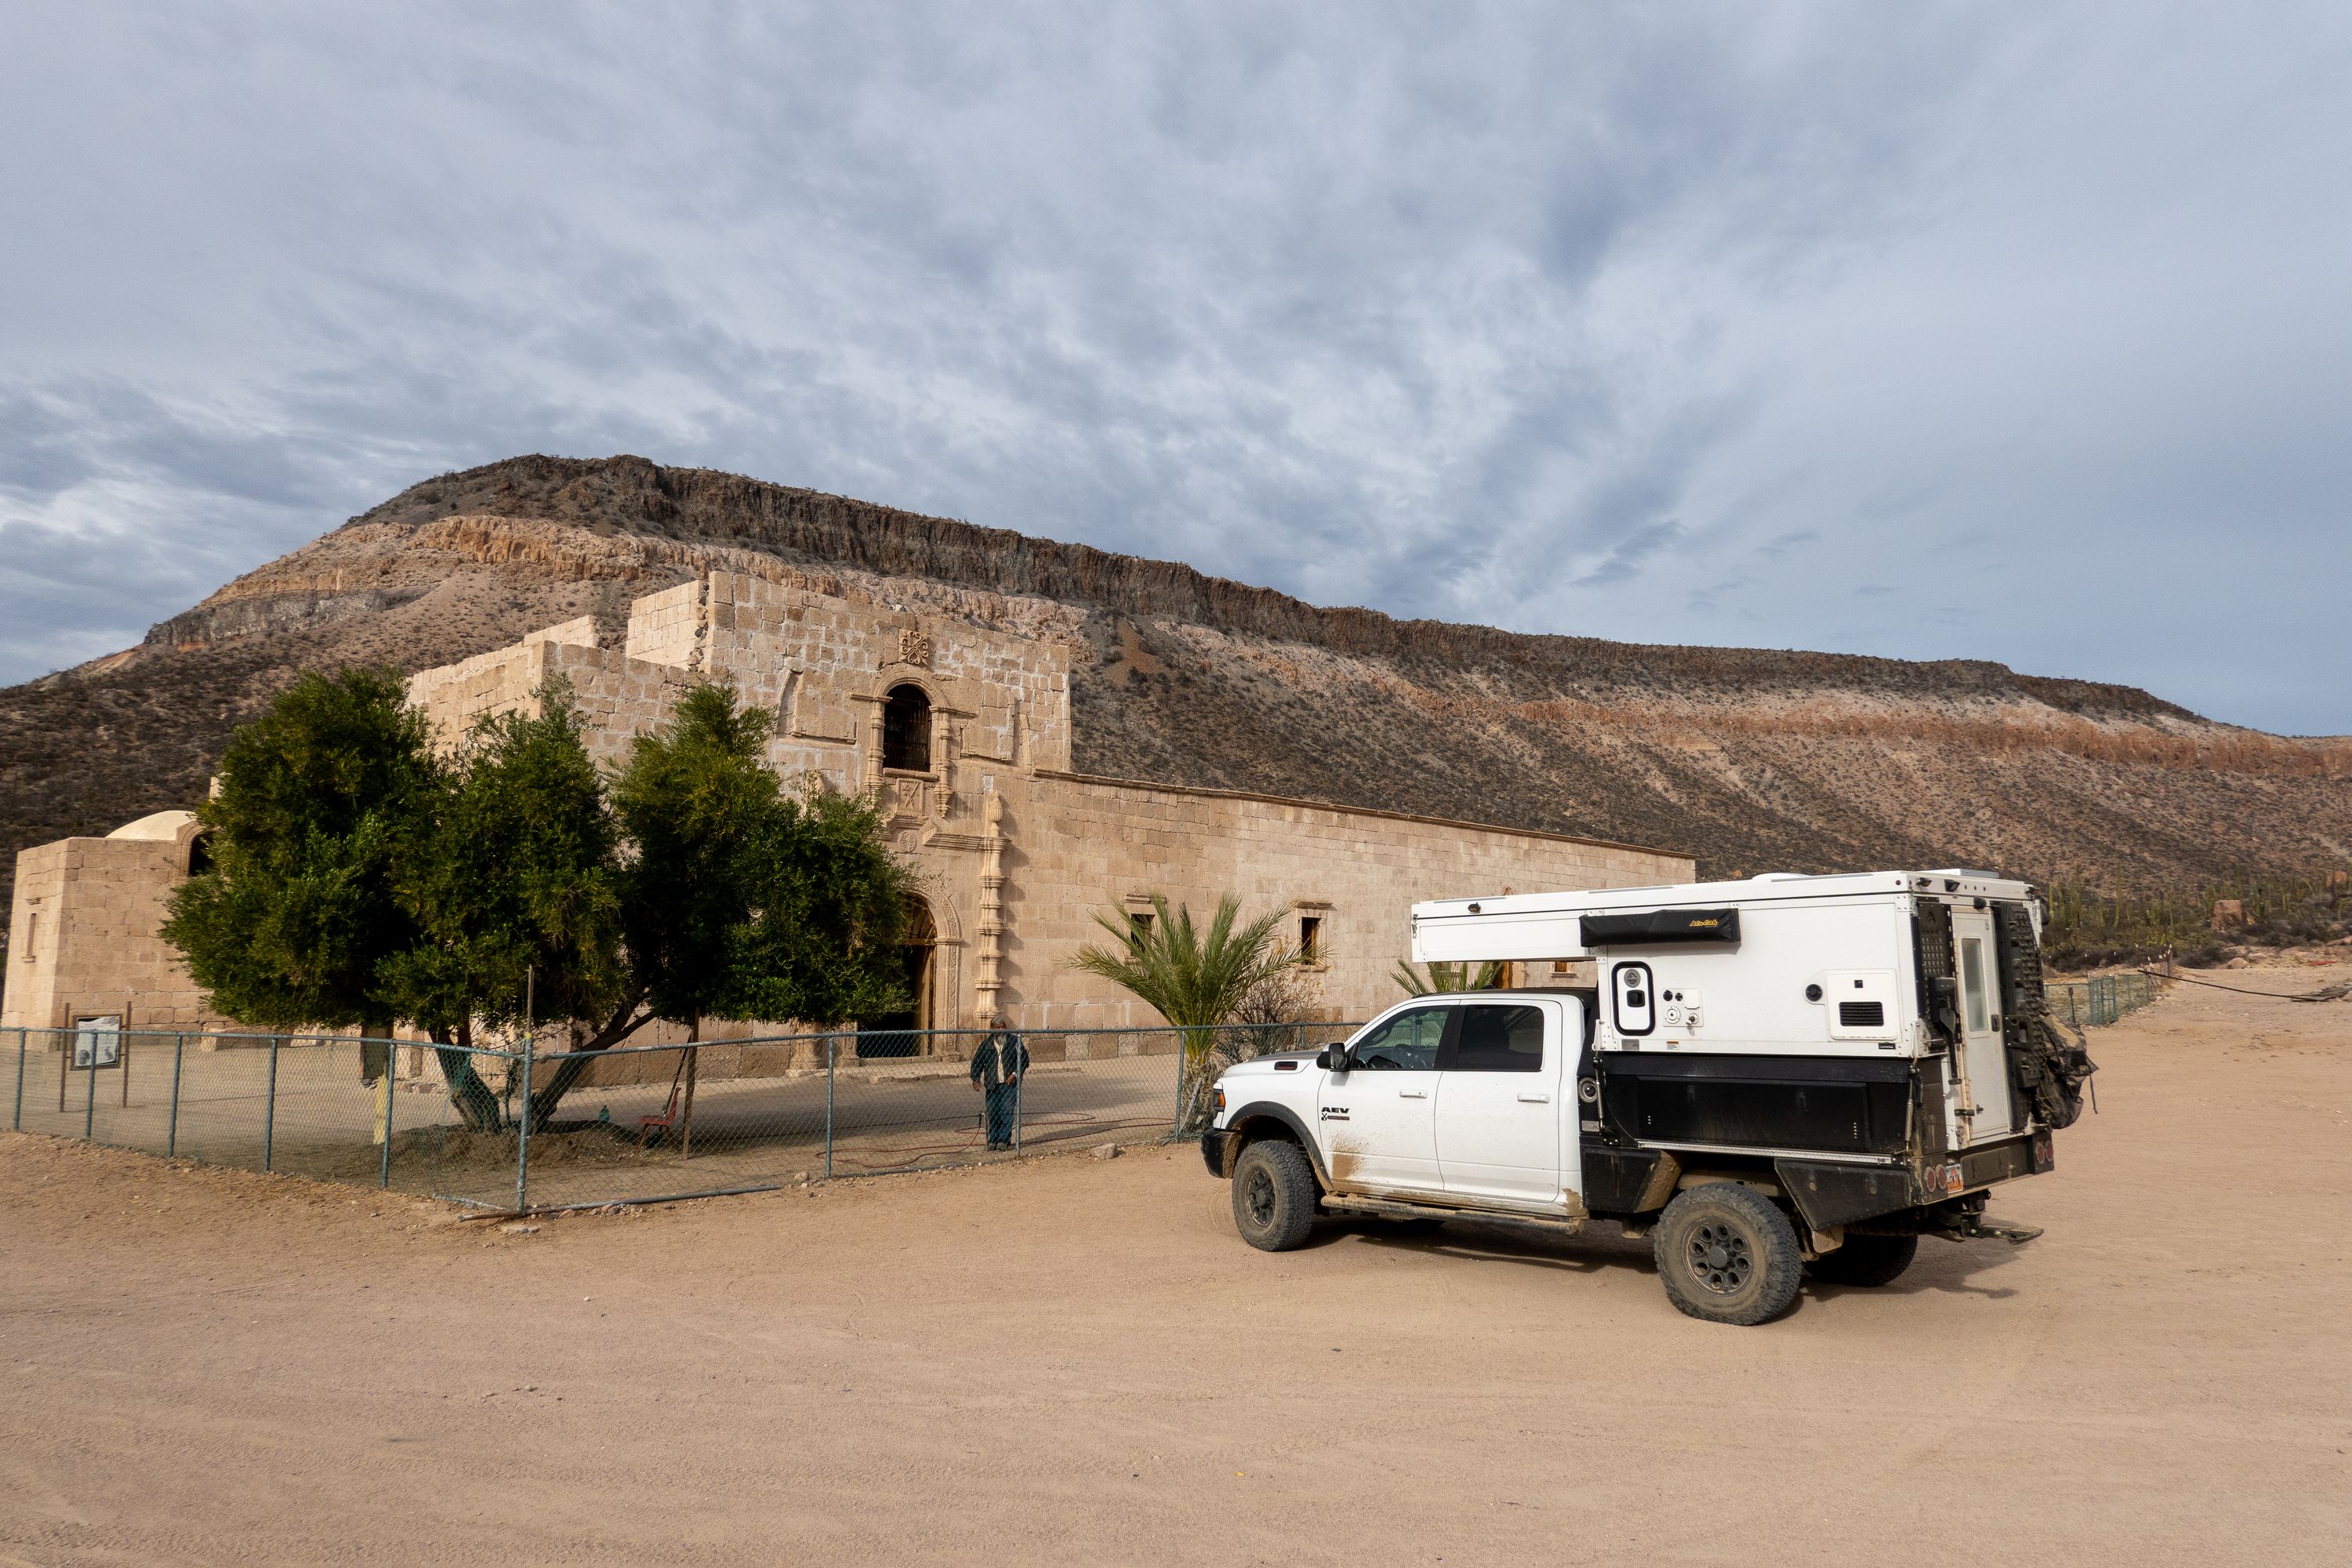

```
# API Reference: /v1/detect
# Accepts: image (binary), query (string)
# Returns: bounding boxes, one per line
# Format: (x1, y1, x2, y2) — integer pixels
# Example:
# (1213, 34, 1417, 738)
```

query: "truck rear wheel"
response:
(1806, 1232, 1918, 1287)
(1653, 1183, 1804, 1326)
(1231, 1138, 1319, 1252)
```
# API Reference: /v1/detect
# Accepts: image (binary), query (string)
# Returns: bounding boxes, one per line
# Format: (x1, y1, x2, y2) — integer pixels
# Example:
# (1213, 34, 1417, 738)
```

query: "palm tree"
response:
(1068, 893, 1296, 1131)
(1391, 958, 1508, 996)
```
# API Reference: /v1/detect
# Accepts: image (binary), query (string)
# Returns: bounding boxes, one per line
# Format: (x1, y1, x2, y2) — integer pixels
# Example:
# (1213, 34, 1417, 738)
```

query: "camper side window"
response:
(1960, 938, 1990, 1033)
(1612, 962, 1655, 1036)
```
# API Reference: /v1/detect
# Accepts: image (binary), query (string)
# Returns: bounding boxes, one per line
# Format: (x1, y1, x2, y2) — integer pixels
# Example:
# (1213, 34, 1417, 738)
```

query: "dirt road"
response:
(3, 970, 2347, 1565)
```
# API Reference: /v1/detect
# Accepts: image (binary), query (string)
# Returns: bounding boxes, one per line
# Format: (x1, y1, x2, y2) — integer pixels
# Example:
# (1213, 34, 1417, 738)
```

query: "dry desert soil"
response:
(2, 968, 2348, 1566)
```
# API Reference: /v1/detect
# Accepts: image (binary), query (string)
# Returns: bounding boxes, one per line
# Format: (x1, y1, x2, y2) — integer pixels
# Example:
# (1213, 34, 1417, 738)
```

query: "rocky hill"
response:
(5, 454, 2347, 930)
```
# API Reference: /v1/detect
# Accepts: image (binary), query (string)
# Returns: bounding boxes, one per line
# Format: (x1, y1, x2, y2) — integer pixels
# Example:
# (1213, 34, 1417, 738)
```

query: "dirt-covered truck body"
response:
(1202, 870, 2096, 1324)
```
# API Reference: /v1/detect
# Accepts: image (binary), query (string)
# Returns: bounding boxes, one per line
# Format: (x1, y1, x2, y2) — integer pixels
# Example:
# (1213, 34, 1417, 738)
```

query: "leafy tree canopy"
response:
(167, 673, 916, 1134)
(162, 667, 436, 1037)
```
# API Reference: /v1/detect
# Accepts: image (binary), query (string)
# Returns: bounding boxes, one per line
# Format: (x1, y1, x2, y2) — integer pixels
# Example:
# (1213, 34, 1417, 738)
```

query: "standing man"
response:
(968, 1025, 1029, 1150)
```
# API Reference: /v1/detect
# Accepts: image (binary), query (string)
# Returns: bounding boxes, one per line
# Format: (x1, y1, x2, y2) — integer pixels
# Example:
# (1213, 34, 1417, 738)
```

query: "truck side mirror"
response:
(1318, 1045, 1349, 1072)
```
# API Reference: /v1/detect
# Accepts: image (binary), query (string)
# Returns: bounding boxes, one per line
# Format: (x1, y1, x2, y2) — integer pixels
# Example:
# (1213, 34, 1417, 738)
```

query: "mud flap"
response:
(1775, 1158, 1926, 1232)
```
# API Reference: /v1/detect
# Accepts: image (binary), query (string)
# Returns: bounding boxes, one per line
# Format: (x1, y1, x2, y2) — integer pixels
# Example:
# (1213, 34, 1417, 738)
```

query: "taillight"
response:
(1213, 1085, 1225, 1112)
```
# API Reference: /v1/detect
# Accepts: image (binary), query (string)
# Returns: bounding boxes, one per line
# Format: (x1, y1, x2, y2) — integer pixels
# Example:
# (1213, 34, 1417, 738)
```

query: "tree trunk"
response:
(524, 995, 654, 1132)
(680, 1013, 700, 1160)
(434, 1022, 505, 1134)
(359, 1014, 395, 1088)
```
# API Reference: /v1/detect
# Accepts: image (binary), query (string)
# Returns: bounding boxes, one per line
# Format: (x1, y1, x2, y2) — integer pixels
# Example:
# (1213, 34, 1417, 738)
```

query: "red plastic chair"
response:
(637, 1056, 689, 1147)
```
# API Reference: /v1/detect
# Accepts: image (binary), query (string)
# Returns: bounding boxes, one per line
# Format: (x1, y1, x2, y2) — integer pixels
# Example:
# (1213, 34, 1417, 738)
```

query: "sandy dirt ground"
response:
(2, 967, 2347, 1566)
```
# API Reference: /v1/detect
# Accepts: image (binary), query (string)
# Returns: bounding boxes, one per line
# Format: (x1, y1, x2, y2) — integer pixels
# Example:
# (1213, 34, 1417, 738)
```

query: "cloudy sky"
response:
(3, 3, 2347, 733)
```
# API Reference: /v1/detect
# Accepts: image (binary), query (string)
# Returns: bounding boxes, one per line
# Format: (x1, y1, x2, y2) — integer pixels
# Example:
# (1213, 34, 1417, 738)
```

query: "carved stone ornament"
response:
(897, 627, 933, 667)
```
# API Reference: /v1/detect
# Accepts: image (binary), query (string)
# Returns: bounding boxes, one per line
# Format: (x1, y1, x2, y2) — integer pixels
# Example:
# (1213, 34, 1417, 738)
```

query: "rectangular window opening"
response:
(1298, 915, 1323, 965)
(1452, 1004, 1546, 1072)
(1960, 938, 1990, 1033)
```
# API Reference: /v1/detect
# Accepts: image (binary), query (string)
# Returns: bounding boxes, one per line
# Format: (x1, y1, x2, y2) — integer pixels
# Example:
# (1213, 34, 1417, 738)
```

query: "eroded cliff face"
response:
(4, 453, 2347, 928)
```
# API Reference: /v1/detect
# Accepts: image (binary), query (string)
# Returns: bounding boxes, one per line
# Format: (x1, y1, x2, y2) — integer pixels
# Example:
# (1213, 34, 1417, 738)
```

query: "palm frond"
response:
(1068, 892, 1295, 1050)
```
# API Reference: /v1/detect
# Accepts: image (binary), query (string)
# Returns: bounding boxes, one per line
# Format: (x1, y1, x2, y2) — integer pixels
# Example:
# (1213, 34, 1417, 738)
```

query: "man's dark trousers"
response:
(985, 1082, 1016, 1148)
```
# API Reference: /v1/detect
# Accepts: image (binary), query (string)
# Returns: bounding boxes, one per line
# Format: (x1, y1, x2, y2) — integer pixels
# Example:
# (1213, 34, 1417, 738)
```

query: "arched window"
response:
(882, 684, 932, 771)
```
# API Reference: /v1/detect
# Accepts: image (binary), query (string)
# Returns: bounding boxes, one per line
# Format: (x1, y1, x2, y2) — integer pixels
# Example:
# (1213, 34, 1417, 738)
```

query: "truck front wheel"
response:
(1653, 1184, 1804, 1326)
(1231, 1139, 1319, 1252)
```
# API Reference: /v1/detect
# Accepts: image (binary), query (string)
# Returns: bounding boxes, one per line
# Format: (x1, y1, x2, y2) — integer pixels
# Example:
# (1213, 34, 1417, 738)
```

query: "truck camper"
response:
(1201, 871, 2097, 1324)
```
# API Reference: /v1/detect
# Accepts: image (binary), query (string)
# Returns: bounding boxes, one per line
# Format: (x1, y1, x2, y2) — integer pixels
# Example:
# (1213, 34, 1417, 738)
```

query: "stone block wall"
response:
(2, 839, 233, 1033)
(622, 580, 706, 670)
(984, 772, 1690, 1030)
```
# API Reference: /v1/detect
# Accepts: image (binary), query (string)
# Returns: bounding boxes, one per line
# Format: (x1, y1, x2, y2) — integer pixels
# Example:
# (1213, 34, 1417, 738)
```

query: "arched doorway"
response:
(857, 895, 938, 1058)
(881, 684, 932, 771)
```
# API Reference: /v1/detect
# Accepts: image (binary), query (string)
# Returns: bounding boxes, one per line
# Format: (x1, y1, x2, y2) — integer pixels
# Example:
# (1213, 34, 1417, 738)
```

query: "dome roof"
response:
(107, 810, 197, 842)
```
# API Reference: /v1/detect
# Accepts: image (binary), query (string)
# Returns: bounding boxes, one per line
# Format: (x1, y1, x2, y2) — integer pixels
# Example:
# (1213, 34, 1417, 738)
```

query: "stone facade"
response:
(4, 571, 1691, 1044)
(2, 812, 230, 1033)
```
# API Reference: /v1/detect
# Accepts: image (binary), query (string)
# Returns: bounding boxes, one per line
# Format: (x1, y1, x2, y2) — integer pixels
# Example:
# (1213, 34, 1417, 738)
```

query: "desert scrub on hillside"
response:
(2040, 873, 2351, 971)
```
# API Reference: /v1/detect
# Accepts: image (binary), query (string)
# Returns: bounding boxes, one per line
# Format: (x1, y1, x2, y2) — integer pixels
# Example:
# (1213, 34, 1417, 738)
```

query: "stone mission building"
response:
(4, 571, 1691, 1041)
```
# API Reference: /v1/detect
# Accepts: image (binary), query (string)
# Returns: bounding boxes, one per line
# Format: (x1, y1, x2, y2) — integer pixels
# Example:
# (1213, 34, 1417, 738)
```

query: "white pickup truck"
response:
(1200, 871, 2095, 1324)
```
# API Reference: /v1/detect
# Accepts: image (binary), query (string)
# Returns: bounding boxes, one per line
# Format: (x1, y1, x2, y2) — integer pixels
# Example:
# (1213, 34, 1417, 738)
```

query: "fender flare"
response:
(1221, 1100, 1331, 1186)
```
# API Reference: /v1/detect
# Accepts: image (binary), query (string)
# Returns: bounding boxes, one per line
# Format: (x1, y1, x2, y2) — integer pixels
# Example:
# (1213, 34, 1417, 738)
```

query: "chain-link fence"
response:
(2, 1025, 529, 1207)
(2, 1019, 1359, 1214)
(2042, 973, 2158, 1028)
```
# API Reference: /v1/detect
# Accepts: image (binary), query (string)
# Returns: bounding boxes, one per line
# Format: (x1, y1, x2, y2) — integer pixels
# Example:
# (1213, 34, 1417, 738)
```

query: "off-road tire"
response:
(1805, 1232, 1918, 1288)
(1653, 1183, 1804, 1326)
(1231, 1138, 1319, 1252)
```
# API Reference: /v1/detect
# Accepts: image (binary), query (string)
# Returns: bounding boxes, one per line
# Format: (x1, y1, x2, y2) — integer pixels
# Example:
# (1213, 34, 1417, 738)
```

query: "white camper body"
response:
(1412, 870, 2040, 1154)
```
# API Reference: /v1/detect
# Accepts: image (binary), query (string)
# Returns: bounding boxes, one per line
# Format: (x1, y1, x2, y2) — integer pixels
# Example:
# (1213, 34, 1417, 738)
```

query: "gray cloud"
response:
(2, 2, 2347, 733)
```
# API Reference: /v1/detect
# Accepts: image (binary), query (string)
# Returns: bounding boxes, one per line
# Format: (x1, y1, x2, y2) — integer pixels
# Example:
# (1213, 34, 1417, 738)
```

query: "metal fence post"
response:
(13, 1031, 23, 1132)
(823, 1036, 835, 1181)
(516, 1036, 532, 1213)
(84, 1034, 98, 1142)
(379, 1040, 394, 1190)
(167, 1034, 185, 1158)
(263, 1034, 281, 1174)
(1171, 1031, 1188, 1136)
(1013, 1058, 1024, 1155)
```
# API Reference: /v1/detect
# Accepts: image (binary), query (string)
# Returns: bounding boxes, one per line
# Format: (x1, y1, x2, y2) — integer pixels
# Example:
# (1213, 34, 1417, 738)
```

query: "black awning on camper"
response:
(1578, 907, 1741, 946)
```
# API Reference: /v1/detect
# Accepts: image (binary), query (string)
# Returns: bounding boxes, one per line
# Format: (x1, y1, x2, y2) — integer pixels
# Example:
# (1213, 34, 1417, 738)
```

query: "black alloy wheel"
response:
(1653, 1182, 1804, 1326)
(1230, 1138, 1318, 1252)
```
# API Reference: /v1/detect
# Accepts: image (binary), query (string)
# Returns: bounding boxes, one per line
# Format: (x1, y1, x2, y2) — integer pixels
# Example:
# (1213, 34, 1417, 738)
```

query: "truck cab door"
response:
(1950, 908, 2018, 1144)
(1319, 1004, 1449, 1196)
(1432, 1000, 1570, 1209)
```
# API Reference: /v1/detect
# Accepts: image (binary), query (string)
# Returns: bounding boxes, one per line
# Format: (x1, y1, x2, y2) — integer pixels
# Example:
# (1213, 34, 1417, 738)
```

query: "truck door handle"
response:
(1517, 1093, 1551, 1103)
(1399, 1088, 1428, 1099)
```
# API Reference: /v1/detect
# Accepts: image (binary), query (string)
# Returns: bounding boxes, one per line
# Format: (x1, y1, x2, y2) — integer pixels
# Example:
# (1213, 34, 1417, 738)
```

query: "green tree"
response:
(378, 688, 626, 1131)
(162, 668, 436, 1047)
(1392, 958, 1508, 996)
(521, 683, 914, 1127)
(1067, 893, 1295, 1131)
(170, 675, 915, 1137)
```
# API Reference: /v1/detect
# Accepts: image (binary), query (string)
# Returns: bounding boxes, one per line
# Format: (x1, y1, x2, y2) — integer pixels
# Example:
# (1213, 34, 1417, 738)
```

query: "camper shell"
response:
(1202, 870, 2096, 1325)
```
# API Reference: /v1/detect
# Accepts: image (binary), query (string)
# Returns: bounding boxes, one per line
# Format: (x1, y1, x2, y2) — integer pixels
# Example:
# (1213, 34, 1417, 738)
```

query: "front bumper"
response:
(1200, 1127, 1229, 1178)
